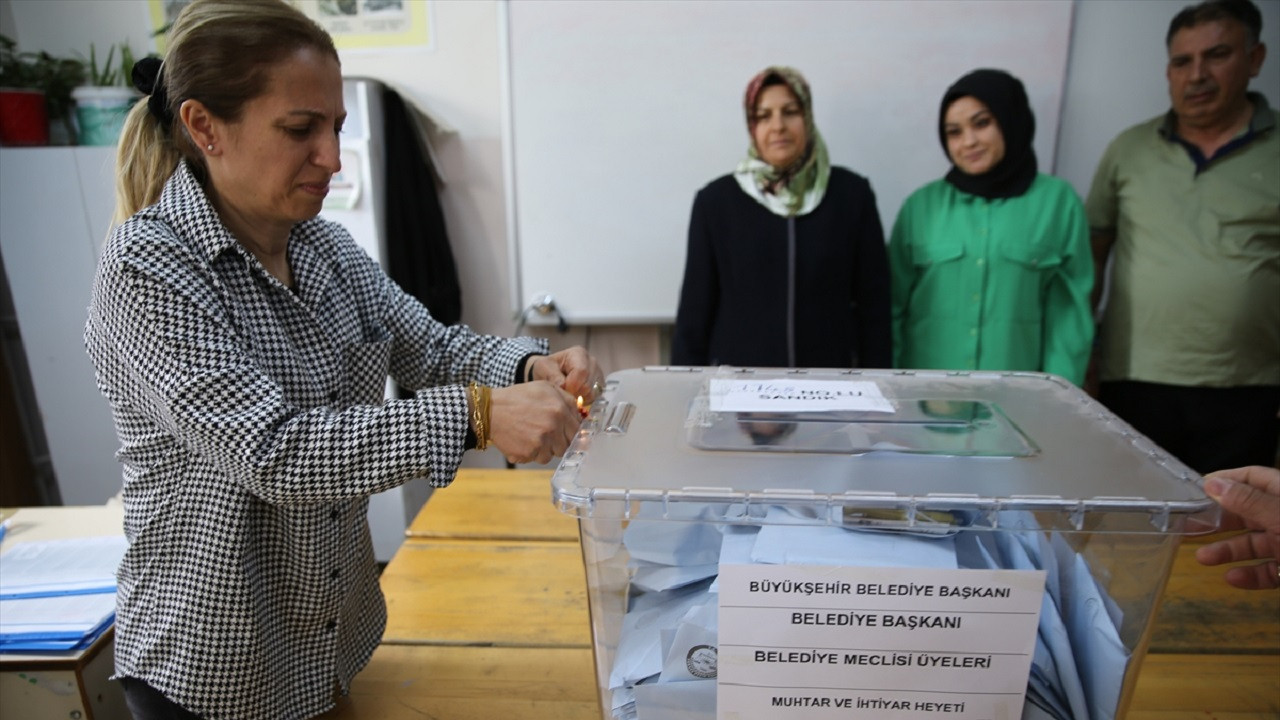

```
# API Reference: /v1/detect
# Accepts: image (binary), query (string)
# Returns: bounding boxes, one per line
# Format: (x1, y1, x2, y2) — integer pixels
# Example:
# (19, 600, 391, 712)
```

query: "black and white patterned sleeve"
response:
(376, 269, 547, 392)
(88, 227, 484, 501)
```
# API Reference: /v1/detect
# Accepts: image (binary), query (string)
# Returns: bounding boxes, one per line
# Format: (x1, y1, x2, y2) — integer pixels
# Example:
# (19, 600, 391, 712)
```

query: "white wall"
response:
(3, 0, 152, 56)
(0, 0, 14, 39)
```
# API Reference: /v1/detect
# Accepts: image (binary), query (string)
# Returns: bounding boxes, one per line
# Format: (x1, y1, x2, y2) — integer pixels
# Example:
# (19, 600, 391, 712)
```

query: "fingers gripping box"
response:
(551, 368, 1217, 720)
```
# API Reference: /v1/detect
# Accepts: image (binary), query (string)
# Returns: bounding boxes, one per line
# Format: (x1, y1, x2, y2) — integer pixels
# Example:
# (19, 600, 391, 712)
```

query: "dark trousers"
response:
(119, 677, 203, 720)
(1099, 381, 1280, 475)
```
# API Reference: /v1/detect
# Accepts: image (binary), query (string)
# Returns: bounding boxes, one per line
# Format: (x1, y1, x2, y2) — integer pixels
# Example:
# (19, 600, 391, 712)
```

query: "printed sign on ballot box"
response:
(717, 564, 1046, 719)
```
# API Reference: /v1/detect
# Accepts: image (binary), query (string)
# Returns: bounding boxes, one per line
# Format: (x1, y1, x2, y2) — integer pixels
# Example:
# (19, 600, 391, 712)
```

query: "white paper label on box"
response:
(716, 564, 1045, 719)
(708, 379, 894, 413)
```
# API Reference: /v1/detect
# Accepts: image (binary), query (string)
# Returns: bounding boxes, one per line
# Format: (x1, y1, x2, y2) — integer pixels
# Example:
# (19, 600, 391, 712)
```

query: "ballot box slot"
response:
(688, 394, 1039, 457)
(603, 402, 635, 434)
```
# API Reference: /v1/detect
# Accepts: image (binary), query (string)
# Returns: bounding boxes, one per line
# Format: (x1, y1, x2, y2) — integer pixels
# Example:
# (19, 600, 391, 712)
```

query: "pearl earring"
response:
(206, 144, 214, 151)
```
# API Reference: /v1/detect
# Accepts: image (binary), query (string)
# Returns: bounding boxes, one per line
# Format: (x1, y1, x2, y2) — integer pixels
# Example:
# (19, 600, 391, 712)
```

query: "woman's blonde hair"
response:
(113, 0, 338, 225)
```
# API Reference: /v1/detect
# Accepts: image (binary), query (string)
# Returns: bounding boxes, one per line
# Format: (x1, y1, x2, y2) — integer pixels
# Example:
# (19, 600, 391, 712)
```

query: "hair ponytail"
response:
(113, 98, 181, 226)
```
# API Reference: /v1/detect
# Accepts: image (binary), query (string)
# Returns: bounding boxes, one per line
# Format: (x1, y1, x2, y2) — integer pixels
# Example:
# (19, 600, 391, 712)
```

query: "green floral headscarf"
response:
(733, 66, 831, 217)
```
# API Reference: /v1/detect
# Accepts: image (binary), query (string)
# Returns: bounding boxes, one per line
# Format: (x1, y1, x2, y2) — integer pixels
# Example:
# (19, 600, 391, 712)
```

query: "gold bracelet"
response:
(481, 383, 493, 450)
(468, 382, 491, 451)
(479, 384, 492, 450)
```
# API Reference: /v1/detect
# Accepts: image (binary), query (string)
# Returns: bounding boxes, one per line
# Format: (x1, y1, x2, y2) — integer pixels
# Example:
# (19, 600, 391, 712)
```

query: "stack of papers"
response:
(0, 535, 127, 652)
(0, 594, 117, 651)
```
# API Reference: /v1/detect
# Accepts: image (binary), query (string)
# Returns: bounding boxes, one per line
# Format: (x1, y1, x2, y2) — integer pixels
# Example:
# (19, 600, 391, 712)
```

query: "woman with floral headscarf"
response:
(671, 66, 891, 368)
(888, 68, 1093, 385)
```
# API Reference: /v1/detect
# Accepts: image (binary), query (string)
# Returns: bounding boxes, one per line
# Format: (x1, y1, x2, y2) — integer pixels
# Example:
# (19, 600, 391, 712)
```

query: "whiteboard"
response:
(503, 0, 1074, 324)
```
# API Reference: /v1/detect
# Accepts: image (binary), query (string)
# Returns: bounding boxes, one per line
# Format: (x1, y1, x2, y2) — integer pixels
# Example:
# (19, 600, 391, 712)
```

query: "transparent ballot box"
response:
(551, 367, 1218, 720)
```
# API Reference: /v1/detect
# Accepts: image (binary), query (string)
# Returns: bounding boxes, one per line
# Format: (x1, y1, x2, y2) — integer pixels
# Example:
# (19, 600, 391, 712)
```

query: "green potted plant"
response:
(0, 34, 85, 146)
(72, 41, 140, 147)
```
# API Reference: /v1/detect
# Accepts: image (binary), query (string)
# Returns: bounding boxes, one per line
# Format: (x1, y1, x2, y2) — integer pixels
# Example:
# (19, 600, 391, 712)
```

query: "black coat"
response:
(382, 86, 461, 327)
(671, 167, 892, 368)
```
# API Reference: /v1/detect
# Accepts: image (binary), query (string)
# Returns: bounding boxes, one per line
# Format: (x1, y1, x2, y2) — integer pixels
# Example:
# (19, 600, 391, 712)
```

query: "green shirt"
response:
(1086, 95, 1280, 387)
(889, 174, 1094, 385)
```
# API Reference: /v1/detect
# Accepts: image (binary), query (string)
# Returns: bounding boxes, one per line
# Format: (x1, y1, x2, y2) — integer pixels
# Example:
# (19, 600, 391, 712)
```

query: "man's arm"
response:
(1089, 229, 1116, 312)
(1083, 229, 1117, 396)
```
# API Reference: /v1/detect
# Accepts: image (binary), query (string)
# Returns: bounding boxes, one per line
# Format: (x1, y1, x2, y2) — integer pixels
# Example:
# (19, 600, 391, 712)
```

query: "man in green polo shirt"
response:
(1086, 0, 1279, 474)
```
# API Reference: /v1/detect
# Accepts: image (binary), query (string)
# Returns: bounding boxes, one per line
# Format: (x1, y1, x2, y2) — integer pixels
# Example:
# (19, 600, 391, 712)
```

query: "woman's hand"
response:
(488, 381, 582, 465)
(1195, 465, 1280, 590)
(527, 346, 605, 402)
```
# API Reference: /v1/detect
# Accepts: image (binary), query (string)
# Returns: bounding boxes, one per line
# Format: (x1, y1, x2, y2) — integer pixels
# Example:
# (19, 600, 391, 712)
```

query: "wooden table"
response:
(327, 645, 599, 720)
(326, 470, 592, 720)
(404, 468, 578, 542)
(1149, 539, 1279, 655)
(326, 469, 1280, 720)
(380, 539, 591, 647)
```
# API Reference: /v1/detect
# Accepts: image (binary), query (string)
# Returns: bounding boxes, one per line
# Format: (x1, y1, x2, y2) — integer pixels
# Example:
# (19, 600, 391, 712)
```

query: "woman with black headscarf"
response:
(672, 66, 891, 369)
(888, 69, 1094, 384)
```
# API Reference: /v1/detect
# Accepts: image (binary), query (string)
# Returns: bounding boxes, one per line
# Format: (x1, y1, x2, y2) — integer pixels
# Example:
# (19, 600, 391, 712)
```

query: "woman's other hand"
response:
(527, 346, 605, 402)
(1195, 465, 1280, 590)
(489, 381, 582, 465)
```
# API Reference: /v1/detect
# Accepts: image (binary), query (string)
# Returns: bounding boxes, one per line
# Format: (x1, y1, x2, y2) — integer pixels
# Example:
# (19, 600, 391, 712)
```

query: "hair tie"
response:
(132, 56, 173, 127)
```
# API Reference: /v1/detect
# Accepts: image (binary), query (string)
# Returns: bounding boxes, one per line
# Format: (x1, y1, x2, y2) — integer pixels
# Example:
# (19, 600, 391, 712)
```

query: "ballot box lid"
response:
(551, 367, 1218, 534)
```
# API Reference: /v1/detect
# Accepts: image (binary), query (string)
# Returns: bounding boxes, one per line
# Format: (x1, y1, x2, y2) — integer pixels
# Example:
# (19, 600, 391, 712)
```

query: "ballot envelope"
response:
(551, 367, 1217, 720)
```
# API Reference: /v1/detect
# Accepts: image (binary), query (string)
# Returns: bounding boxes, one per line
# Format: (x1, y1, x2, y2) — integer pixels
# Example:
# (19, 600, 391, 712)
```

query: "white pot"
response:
(72, 86, 141, 147)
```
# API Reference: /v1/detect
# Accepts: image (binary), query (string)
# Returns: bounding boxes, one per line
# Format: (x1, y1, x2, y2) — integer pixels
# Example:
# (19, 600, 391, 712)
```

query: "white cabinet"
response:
(0, 146, 121, 505)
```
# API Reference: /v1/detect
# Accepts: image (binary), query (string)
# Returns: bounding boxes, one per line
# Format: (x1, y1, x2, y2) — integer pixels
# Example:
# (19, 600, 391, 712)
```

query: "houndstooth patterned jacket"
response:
(84, 162, 545, 719)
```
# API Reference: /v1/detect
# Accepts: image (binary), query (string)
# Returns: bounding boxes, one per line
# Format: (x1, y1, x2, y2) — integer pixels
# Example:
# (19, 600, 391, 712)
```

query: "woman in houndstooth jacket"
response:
(84, 1, 601, 717)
